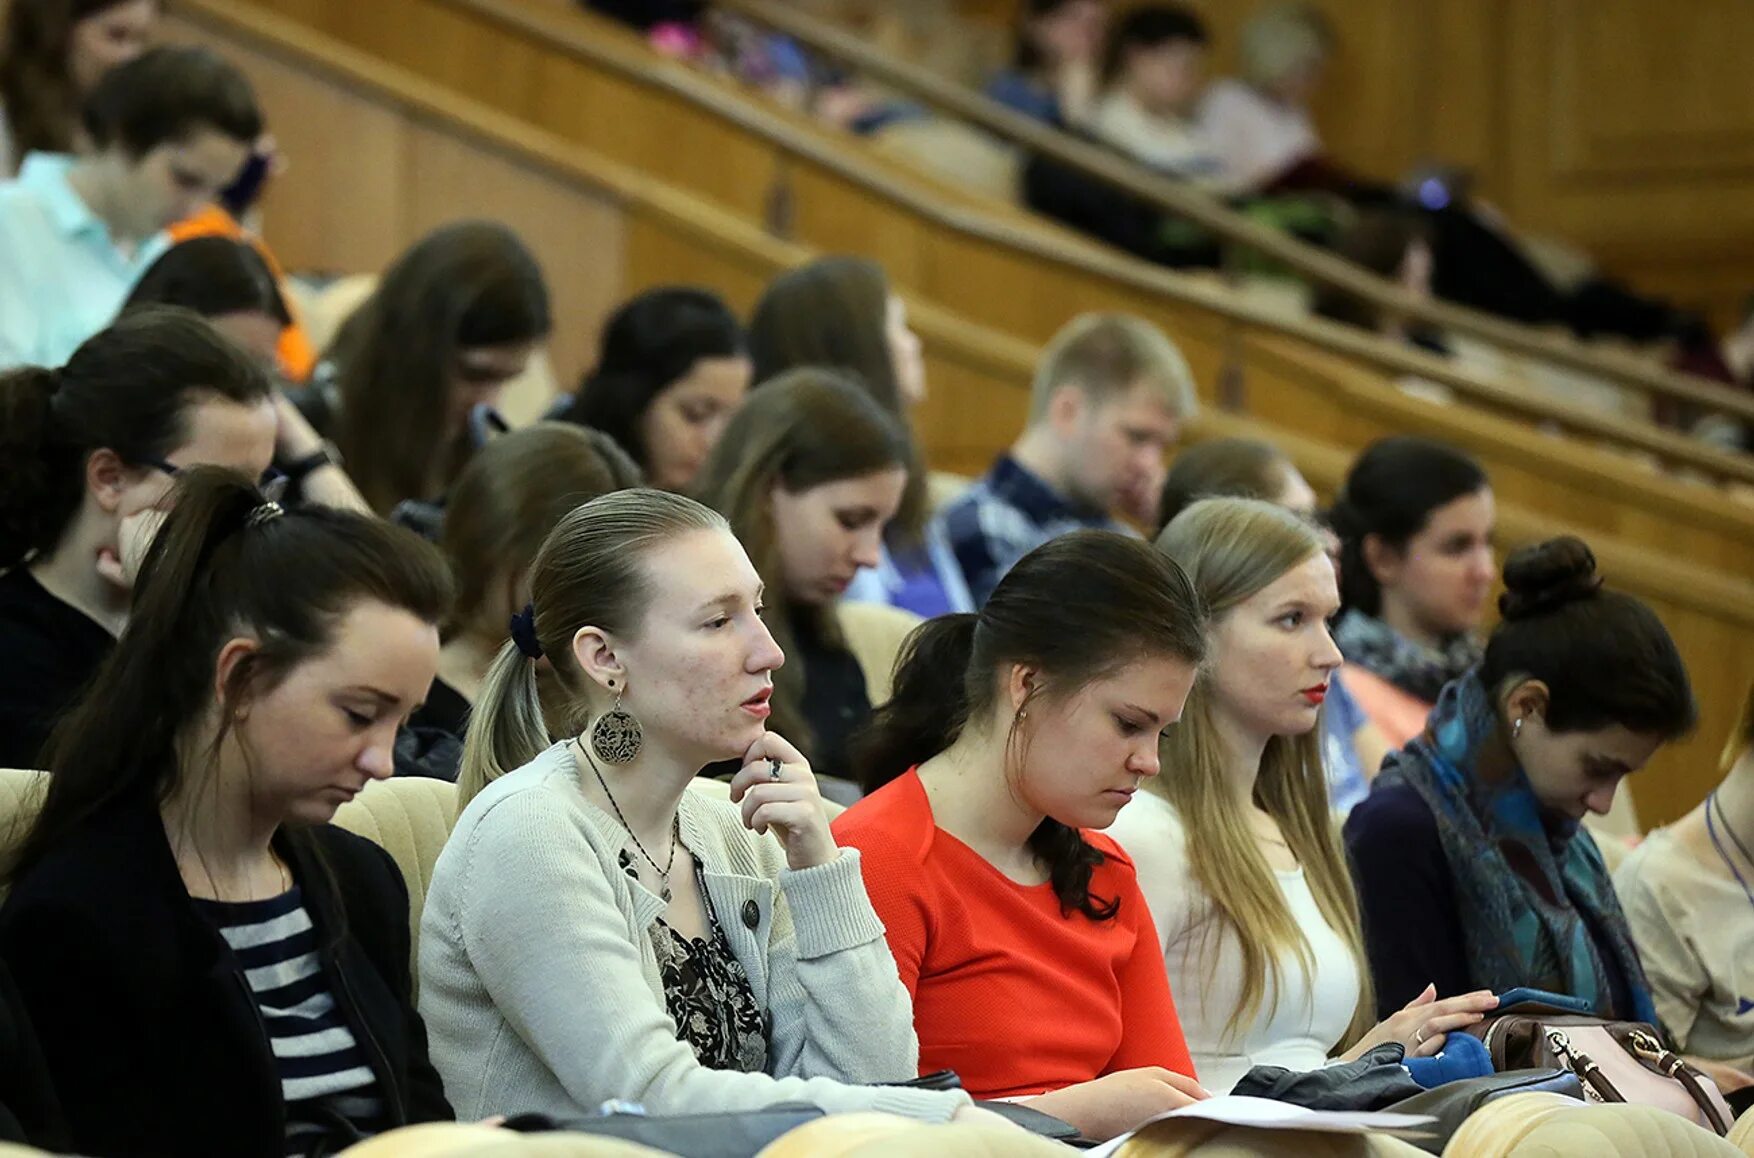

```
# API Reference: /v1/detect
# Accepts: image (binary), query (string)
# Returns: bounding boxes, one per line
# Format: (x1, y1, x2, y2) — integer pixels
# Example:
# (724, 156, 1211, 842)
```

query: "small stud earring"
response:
(1513, 717, 1525, 740)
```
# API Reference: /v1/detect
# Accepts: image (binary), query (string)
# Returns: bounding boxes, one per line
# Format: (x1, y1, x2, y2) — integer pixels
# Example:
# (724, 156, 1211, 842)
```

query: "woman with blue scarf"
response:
(1345, 536, 1695, 1023)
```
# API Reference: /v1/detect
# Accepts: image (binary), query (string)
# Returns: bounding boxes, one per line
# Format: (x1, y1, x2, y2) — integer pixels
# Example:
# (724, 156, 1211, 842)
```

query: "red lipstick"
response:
(1300, 684, 1328, 706)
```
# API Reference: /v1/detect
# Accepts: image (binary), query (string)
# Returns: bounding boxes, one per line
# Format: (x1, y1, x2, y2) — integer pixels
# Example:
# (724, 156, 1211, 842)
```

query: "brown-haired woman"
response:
(833, 531, 1211, 1141)
(1347, 537, 1697, 1022)
(420, 489, 980, 1124)
(0, 306, 277, 768)
(429, 421, 640, 771)
(0, 467, 456, 1155)
(305, 221, 552, 516)
(693, 368, 911, 782)
(0, 0, 158, 174)
(747, 257, 971, 618)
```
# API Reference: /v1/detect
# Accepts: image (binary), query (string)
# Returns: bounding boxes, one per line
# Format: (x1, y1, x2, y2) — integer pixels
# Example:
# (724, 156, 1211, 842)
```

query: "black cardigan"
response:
(0, 790, 453, 1157)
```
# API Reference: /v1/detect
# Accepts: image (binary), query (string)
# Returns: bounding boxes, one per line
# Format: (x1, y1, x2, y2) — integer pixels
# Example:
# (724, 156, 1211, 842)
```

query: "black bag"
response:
(1389, 1069, 1584, 1155)
(553, 1104, 825, 1157)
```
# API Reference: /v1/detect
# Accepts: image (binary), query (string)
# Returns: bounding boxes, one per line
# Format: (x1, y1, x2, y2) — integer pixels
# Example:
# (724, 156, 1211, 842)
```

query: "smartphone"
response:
(219, 150, 273, 218)
(1494, 987, 1594, 1014)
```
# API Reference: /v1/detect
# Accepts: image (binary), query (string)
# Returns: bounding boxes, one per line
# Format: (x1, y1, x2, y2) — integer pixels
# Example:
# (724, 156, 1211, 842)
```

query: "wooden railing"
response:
(167, 0, 1753, 828)
(201, 0, 1754, 493)
(716, 0, 1754, 429)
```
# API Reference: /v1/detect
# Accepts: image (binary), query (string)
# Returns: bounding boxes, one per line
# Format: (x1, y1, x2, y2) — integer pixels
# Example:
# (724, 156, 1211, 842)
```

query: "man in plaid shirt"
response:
(937, 313, 1198, 606)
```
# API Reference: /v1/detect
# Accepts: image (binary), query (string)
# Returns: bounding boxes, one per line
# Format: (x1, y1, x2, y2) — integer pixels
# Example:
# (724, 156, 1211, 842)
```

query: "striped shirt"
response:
(196, 887, 386, 1155)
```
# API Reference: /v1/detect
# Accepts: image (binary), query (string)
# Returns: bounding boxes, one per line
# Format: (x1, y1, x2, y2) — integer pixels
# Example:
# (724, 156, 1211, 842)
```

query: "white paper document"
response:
(1083, 1096, 1438, 1156)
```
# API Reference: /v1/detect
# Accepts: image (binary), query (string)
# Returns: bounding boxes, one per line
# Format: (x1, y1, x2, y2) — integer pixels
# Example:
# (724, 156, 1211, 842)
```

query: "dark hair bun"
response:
(1499, 536, 1602, 620)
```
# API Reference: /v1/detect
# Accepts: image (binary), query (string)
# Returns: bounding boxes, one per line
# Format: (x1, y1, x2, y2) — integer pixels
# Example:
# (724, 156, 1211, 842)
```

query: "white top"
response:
(1195, 78, 1322, 193)
(1092, 92, 1230, 191)
(1109, 791, 1360, 1094)
(418, 743, 969, 1122)
(1613, 826, 1754, 1070)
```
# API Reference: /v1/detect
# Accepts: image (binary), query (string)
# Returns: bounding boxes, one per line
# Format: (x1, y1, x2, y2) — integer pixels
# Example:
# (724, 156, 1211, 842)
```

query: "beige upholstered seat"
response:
(926, 471, 974, 514)
(1727, 1106, 1754, 1156)
(332, 777, 460, 973)
(834, 601, 925, 708)
(0, 770, 47, 902)
(1111, 1120, 1428, 1157)
(340, 1122, 676, 1156)
(1444, 1093, 1742, 1157)
(758, 1112, 1067, 1158)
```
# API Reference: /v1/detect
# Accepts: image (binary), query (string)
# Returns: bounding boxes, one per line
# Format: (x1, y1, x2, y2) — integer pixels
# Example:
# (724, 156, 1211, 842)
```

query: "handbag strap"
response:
(1622, 1028, 1733, 1136)
(1543, 1028, 1625, 1107)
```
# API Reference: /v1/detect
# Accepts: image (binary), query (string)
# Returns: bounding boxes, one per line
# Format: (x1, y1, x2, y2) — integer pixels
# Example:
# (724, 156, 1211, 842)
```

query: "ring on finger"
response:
(768, 757, 783, 781)
(1413, 1028, 1427, 1046)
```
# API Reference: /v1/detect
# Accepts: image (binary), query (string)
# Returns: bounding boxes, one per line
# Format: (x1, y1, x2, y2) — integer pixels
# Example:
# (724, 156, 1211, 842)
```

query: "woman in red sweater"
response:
(833, 530, 1211, 1141)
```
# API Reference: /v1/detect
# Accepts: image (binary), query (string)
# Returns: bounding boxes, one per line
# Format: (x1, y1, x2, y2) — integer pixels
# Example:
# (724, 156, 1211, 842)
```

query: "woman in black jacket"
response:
(0, 467, 457, 1157)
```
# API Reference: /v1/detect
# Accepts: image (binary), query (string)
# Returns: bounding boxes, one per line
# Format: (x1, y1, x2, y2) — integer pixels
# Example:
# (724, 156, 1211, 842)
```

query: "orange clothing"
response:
(1339, 663, 1433, 749)
(167, 205, 316, 382)
(831, 769, 1195, 1099)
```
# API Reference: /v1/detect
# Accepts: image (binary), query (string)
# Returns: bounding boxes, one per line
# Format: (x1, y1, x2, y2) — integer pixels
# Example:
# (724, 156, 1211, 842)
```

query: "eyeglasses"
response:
(137, 458, 290, 504)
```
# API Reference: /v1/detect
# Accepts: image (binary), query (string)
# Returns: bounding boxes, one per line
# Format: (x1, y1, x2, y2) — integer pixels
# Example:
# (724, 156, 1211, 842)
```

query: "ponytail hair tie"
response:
(509, 603, 543, 660)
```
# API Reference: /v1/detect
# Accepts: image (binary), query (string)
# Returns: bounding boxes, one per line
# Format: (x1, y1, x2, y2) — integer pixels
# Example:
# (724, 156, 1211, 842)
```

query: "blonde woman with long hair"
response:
(1109, 498, 1497, 1093)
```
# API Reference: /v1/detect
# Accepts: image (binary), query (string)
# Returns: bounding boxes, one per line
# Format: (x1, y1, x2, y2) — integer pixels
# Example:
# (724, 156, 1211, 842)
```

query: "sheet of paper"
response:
(1082, 1096, 1438, 1157)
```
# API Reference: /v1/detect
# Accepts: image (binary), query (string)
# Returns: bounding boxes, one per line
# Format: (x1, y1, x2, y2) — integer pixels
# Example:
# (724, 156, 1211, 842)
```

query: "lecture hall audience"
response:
(693, 370, 912, 784)
(1615, 680, 1754, 1094)
(937, 312, 1196, 606)
(1110, 497, 1496, 1094)
(747, 256, 970, 617)
(555, 286, 751, 493)
(1329, 436, 1496, 749)
(123, 236, 369, 513)
(0, 307, 276, 770)
(426, 422, 642, 768)
(4, 3, 1754, 1150)
(834, 531, 1210, 1141)
(417, 489, 980, 1125)
(0, 467, 456, 1155)
(984, 0, 1107, 129)
(1346, 537, 1696, 1020)
(1153, 437, 1387, 813)
(0, 0, 159, 176)
(0, 44, 260, 369)
(299, 220, 552, 518)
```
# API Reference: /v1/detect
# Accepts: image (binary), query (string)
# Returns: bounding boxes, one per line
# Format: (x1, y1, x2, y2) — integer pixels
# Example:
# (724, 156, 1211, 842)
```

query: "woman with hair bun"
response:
(1345, 536, 1697, 1020)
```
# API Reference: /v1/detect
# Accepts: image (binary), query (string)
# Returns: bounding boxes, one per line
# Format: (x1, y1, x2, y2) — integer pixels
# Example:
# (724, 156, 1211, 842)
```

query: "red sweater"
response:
(832, 769, 1195, 1099)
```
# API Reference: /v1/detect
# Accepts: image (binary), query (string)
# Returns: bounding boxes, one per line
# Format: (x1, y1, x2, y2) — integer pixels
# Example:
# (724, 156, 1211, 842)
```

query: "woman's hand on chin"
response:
(729, 732, 839, 870)
(1022, 1067, 1208, 1142)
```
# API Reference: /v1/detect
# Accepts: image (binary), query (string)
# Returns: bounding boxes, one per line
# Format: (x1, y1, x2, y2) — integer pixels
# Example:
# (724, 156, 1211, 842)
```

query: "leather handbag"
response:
(1465, 1001, 1735, 1136)
(1388, 1069, 1584, 1154)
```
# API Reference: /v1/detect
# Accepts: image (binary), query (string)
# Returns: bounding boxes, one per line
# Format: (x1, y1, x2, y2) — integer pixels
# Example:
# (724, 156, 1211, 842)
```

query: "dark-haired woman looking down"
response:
(1345, 537, 1696, 1021)
(0, 468, 455, 1156)
(832, 530, 1211, 1142)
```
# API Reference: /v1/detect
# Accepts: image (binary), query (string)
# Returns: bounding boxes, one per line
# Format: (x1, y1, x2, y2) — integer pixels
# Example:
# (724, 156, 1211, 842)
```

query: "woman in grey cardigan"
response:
(418, 489, 974, 1123)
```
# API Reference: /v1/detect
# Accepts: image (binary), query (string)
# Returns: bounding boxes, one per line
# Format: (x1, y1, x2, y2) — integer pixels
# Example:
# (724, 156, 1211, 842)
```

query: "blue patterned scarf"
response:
(1375, 670, 1656, 1022)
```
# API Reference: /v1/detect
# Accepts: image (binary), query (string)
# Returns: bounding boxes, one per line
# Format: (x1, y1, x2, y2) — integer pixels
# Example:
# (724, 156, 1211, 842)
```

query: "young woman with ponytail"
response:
(0, 305, 277, 768)
(1110, 498, 1497, 1095)
(832, 530, 1211, 1142)
(420, 489, 981, 1125)
(0, 467, 456, 1156)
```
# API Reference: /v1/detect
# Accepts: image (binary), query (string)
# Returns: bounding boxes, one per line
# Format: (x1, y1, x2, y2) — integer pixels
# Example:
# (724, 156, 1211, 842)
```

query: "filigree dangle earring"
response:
(590, 679, 643, 764)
